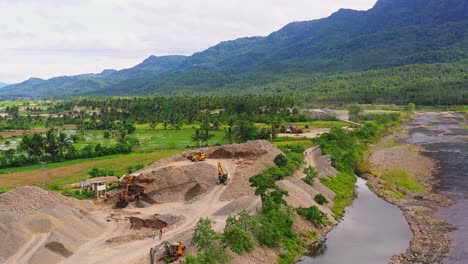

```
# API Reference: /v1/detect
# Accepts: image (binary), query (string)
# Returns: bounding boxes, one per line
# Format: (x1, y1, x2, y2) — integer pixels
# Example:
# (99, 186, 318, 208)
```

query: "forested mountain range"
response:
(1, 0, 467, 104)
(0, 82, 9, 88)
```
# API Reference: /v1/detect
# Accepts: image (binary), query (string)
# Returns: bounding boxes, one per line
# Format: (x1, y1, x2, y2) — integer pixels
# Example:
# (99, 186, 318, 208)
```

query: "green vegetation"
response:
(380, 168, 424, 197)
(303, 166, 318, 185)
(297, 206, 328, 228)
(223, 211, 255, 255)
(246, 145, 306, 262)
(314, 194, 329, 205)
(274, 154, 288, 167)
(315, 111, 405, 219)
(184, 218, 230, 264)
(2, 0, 466, 106)
(321, 172, 356, 219)
(0, 187, 13, 194)
(126, 164, 144, 174)
(88, 167, 115, 178)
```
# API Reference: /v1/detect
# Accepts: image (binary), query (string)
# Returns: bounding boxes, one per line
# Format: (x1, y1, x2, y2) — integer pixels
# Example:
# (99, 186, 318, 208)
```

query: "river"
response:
(300, 177, 412, 264)
(405, 111, 468, 263)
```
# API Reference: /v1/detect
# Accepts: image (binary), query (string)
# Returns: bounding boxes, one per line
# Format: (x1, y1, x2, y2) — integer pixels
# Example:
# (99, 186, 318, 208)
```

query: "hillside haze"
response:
(1, 0, 467, 104)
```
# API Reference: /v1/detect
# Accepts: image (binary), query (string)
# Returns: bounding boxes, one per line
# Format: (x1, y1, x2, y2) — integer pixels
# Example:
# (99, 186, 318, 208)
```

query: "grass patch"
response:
(384, 140, 398, 147)
(255, 121, 349, 130)
(71, 126, 227, 151)
(50, 149, 182, 186)
(321, 172, 356, 220)
(0, 149, 182, 188)
(0, 187, 13, 194)
(273, 139, 315, 149)
(380, 168, 424, 196)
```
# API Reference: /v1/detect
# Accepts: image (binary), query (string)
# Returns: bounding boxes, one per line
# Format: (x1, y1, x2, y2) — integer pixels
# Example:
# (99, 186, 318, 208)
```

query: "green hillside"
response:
(1, 0, 467, 105)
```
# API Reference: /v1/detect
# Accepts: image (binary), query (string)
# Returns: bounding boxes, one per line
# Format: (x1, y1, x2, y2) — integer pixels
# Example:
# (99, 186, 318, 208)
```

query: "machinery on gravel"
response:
(187, 151, 207, 162)
(149, 241, 186, 263)
(116, 175, 145, 208)
(217, 161, 230, 185)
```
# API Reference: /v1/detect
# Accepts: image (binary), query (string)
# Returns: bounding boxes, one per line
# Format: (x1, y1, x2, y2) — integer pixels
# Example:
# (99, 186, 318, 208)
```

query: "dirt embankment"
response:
(230, 146, 340, 264)
(366, 133, 454, 264)
(1, 140, 341, 264)
(0, 187, 106, 264)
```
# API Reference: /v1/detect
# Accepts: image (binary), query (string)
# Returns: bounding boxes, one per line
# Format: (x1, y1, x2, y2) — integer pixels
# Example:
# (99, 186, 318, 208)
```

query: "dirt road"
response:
(7, 233, 49, 264)
(63, 159, 236, 264)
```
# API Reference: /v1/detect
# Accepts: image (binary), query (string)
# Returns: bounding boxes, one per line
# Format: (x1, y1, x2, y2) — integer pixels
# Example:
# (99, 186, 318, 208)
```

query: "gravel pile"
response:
(0, 186, 95, 215)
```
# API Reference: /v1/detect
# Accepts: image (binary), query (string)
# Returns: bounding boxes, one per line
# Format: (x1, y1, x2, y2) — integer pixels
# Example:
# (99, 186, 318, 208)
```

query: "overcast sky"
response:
(0, 0, 377, 83)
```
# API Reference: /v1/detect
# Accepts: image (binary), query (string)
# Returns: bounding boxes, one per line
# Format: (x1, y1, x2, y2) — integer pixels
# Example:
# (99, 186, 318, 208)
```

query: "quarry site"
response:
(0, 140, 339, 264)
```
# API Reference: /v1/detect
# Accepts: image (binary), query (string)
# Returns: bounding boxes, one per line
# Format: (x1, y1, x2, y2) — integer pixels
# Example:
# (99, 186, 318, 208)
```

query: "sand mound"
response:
(129, 216, 168, 230)
(0, 186, 95, 215)
(0, 203, 105, 263)
(204, 140, 273, 159)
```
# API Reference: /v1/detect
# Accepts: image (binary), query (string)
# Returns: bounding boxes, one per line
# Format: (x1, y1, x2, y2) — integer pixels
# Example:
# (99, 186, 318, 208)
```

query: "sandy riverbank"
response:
(366, 122, 455, 264)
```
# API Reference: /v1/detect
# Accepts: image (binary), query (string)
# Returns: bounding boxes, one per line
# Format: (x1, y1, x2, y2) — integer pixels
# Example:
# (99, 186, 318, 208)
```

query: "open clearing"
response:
(0, 140, 339, 264)
(0, 149, 181, 188)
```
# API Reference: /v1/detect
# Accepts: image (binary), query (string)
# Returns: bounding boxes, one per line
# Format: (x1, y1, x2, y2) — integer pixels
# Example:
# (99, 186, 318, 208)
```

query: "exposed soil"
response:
(129, 216, 168, 230)
(184, 183, 206, 201)
(1, 140, 340, 264)
(0, 129, 49, 139)
(0, 186, 95, 214)
(45, 241, 73, 258)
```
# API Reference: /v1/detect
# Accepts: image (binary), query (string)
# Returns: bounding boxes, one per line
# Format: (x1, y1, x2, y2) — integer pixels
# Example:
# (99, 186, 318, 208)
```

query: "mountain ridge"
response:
(1, 0, 466, 99)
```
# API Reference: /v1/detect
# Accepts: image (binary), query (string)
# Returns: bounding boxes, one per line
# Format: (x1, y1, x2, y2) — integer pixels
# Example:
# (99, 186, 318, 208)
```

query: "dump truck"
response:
(217, 161, 230, 185)
(149, 241, 186, 263)
(187, 151, 207, 162)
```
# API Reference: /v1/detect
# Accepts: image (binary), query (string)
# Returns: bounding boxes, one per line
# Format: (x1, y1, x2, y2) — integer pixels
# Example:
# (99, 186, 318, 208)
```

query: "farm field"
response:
(0, 149, 182, 189)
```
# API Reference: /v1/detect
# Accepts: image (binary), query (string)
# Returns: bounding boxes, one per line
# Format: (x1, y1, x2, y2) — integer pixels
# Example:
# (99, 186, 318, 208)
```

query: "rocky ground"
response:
(366, 131, 455, 264)
(0, 140, 342, 264)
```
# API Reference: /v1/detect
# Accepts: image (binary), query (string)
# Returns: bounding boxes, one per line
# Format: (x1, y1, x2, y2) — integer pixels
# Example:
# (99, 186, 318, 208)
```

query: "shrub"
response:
(284, 144, 305, 154)
(223, 225, 254, 255)
(47, 182, 61, 191)
(255, 208, 294, 247)
(297, 206, 328, 228)
(88, 167, 115, 178)
(274, 154, 288, 167)
(304, 166, 318, 185)
(314, 194, 329, 205)
(126, 164, 145, 174)
(103, 131, 111, 139)
(188, 218, 230, 264)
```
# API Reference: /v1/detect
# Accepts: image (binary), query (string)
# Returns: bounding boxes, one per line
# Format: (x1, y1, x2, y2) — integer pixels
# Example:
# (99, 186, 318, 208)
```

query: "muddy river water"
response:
(406, 112, 468, 263)
(300, 178, 412, 264)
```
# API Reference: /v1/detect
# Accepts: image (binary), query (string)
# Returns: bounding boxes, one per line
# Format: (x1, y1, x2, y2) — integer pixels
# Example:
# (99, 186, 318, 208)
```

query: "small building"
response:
(89, 180, 107, 199)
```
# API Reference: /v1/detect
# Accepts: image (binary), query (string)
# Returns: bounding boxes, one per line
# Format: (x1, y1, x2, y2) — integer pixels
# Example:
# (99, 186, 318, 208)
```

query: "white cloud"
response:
(0, 0, 377, 83)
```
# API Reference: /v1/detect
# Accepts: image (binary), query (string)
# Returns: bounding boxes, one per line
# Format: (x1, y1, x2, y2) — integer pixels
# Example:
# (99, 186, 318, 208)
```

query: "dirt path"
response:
(61, 159, 237, 264)
(7, 233, 49, 264)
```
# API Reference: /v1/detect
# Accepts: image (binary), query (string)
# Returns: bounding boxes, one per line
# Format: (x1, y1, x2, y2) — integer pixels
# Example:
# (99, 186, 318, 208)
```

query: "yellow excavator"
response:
(187, 151, 207, 162)
(149, 241, 185, 263)
(217, 161, 230, 185)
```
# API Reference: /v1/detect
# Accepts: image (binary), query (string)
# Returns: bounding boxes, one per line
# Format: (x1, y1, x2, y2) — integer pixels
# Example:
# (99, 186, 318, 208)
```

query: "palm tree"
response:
(44, 128, 59, 158)
(19, 133, 44, 162)
(57, 131, 73, 158)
